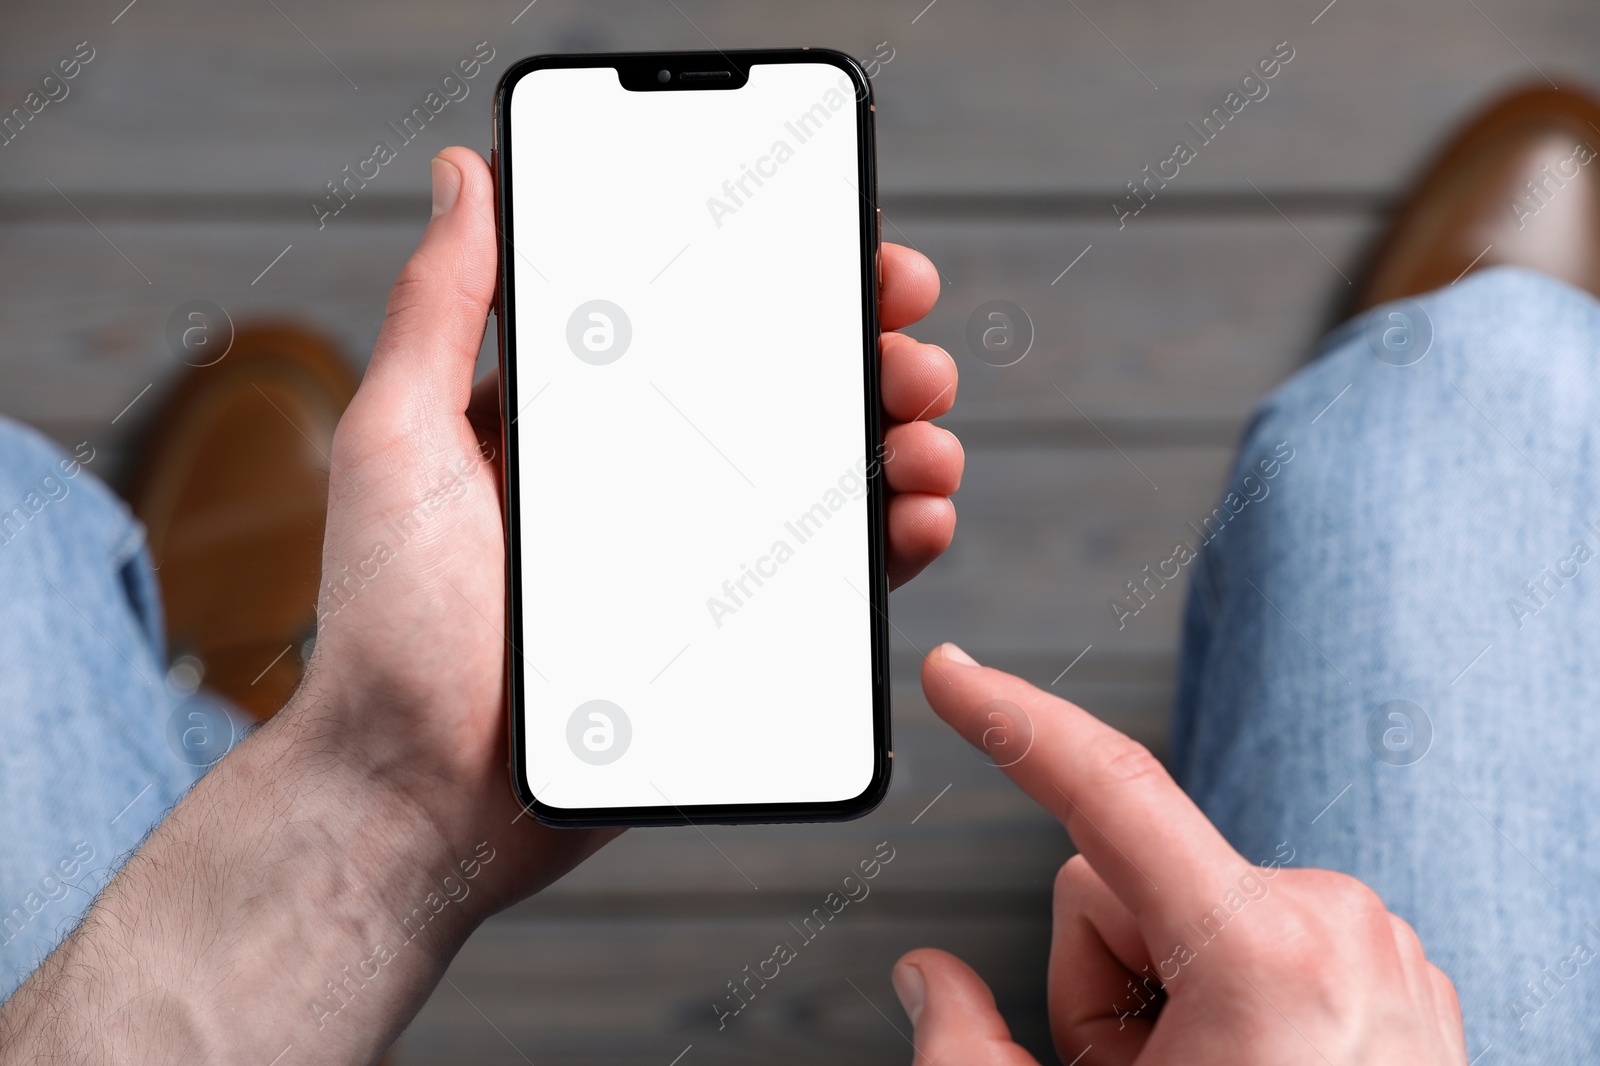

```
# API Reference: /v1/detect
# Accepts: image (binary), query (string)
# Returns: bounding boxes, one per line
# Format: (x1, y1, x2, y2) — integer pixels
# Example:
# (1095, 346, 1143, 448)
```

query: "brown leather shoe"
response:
(1355, 84, 1600, 311)
(130, 322, 357, 721)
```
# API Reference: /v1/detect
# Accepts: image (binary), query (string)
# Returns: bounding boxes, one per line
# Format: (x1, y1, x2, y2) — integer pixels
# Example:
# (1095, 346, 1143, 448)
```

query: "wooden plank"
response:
(892, 216, 1372, 429)
(0, 222, 434, 487)
(891, 444, 1238, 660)
(0, 0, 1590, 197)
(395, 908, 1054, 1065)
(0, 217, 1367, 488)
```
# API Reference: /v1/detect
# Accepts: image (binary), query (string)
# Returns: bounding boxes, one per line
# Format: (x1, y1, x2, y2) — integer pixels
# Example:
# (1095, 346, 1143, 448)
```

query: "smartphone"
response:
(493, 49, 887, 828)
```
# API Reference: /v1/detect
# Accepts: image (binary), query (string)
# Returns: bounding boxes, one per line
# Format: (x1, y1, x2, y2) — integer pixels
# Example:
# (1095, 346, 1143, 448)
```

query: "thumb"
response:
(362, 146, 498, 414)
(894, 949, 1040, 1066)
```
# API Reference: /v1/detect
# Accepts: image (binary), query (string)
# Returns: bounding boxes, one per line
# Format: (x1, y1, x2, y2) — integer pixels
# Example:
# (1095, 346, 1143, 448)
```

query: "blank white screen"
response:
(508, 60, 875, 811)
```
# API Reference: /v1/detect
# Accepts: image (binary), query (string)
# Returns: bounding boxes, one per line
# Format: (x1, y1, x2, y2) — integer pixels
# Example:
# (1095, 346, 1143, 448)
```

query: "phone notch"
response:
(616, 54, 749, 92)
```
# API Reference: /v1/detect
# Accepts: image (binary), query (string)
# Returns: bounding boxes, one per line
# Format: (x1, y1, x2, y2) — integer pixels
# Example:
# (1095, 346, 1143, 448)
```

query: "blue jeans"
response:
(0, 268, 1590, 1061)
(1174, 266, 1600, 1063)
(0, 422, 246, 998)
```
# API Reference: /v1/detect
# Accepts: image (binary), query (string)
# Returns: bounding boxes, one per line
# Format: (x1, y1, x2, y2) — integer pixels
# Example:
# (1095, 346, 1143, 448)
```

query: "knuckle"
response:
(1429, 963, 1464, 1013)
(1255, 870, 1393, 962)
(1302, 868, 1386, 917)
(1087, 735, 1169, 793)
(1387, 913, 1425, 957)
(1213, 901, 1324, 979)
(1333, 877, 1392, 935)
(386, 255, 435, 320)
(328, 403, 405, 481)
(385, 243, 484, 336)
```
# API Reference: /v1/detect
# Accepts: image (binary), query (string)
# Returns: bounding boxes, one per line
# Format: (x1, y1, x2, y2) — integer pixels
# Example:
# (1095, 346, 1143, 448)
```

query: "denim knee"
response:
(0, 418, 124, 562)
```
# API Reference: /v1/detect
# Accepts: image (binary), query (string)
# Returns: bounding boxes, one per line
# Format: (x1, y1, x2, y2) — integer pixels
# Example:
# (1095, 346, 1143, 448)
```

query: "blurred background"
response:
(3, 0, 1594, 1062)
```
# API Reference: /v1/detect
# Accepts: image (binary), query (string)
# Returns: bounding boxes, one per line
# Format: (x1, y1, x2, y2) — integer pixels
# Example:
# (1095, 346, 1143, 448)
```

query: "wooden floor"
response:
(5, 0, 1598, 1061)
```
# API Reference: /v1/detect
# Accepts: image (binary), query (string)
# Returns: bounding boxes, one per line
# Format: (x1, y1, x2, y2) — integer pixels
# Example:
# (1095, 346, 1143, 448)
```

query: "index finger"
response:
(920, 643, 1252, 927)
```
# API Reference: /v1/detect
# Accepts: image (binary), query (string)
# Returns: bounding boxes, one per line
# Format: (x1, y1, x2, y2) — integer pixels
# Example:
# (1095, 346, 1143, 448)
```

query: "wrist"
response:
(281, 659, 528, 924)
(284, 625, 620, 925)
(0, 688, 493, 1065)
(259, 684, 495, 941)
(163, 702, 486, 1055)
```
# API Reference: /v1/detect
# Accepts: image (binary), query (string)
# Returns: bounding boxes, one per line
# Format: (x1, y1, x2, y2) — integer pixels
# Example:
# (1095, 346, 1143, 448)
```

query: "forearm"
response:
(0, 695, 482, 1065)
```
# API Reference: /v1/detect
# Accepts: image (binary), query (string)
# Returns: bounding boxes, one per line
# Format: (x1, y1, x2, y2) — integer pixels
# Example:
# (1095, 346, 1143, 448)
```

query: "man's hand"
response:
(895, 644, 1467, 1066)
(310, 146, 960, 917)
(0, 147, 960, 1064)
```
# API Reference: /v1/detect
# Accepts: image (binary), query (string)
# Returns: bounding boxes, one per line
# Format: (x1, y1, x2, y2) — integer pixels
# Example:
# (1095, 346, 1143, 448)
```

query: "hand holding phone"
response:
(289, 140, 961, 932)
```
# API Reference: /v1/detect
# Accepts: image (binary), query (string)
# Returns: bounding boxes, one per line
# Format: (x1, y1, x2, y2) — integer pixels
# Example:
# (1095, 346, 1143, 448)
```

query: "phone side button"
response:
(875, 207, 883, 289)
(490, 147, 503, 310)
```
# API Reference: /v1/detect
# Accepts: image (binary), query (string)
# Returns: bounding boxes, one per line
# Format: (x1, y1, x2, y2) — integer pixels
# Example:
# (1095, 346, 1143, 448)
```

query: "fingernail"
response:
(939, 642, 979, 667)
(431, 155, 461, 219)
(892, 962, 925, 1025)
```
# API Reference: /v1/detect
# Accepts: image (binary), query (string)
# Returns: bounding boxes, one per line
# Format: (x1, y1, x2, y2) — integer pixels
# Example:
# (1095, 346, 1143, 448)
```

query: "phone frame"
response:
(492, 48, 888, 829)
